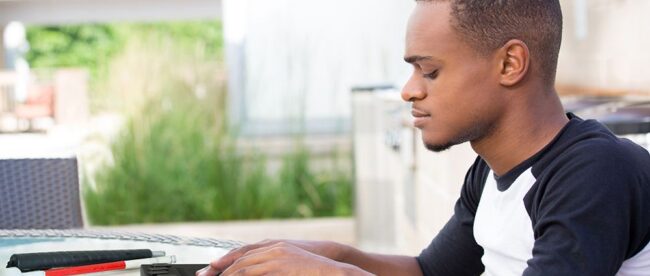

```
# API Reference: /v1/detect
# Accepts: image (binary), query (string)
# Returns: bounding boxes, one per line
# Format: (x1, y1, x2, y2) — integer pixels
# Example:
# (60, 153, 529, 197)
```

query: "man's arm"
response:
(334, 244, 423, 276)
(203, 181, 486, 276)
(523, 144, 650, 276)
(196, 239, 421, 276)
(197, 157, 489, 276)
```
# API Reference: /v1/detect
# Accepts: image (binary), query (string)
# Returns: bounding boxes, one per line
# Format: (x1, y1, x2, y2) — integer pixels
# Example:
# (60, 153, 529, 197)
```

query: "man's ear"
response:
(498, 39, 530, 87)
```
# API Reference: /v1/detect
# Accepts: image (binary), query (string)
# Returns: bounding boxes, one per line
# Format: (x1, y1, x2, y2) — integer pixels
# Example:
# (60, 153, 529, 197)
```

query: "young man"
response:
(197, 0, 650, 275)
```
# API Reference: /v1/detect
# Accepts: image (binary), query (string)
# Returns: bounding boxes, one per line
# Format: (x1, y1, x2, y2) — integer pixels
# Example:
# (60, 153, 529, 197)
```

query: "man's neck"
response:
(470, 89, 569, 177)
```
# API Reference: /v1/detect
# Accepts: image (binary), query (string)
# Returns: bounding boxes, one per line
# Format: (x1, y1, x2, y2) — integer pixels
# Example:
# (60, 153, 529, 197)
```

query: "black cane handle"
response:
(7, 249, 162, 272)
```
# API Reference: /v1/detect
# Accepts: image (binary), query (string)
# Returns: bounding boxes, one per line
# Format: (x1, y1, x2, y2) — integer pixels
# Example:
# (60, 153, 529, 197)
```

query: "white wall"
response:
(0, 33, 4, 68)
(224, 0, 415, 135)
(557, 0, 650, 92)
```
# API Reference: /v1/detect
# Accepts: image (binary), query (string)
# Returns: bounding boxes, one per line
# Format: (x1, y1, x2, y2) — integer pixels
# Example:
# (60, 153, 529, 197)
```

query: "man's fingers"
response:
(221, 245, 292, 276)
(210, 244, 258, 270)
(239, 242, 293, 258)
(210, 240, 285, 271)
(209, 253, 236, 271)
(223, 263, 273, 276)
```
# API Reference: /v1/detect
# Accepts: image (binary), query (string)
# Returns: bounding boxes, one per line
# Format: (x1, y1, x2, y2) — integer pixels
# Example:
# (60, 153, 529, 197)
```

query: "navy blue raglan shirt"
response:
(416, 114, 650, 276)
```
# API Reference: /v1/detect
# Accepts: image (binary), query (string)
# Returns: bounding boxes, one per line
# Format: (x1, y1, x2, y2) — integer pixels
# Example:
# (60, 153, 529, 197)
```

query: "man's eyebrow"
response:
(403, 55, 439, 64)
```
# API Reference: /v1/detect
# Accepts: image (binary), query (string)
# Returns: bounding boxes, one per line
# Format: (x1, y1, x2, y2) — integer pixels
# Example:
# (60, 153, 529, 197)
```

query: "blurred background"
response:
(0, 0, 648, 255)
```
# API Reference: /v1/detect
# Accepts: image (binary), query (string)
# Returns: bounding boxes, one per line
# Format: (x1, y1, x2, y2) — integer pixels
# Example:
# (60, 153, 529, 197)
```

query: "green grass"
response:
(83, 88, 353, 225)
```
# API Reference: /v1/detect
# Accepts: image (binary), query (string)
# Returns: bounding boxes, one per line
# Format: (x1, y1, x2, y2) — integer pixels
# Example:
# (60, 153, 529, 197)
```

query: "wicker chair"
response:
(0, 158, 83, 229)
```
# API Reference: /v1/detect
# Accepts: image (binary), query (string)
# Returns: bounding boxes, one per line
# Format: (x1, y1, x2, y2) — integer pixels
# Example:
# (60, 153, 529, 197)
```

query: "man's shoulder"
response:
(534, 117, 650, 180)
(564, 129, 647, 163)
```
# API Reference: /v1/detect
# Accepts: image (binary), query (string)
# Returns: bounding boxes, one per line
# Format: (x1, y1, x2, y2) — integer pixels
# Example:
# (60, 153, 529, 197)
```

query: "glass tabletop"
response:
(0, 230, 245, 276)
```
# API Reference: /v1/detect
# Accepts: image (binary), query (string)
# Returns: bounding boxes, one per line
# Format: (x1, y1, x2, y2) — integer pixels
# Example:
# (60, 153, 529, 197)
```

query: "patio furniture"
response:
(0, 158, 83, 229)
(15, 84, 55, 130)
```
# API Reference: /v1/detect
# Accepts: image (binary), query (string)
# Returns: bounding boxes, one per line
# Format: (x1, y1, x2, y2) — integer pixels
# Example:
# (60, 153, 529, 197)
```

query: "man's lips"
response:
(411, 108, 430, 128)
(411, 109, 430, 118)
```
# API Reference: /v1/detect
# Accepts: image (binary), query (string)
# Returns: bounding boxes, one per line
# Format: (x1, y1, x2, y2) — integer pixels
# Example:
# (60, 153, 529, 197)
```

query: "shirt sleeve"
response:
(523, 142, 650, 276)
(416, 157, 488, 276)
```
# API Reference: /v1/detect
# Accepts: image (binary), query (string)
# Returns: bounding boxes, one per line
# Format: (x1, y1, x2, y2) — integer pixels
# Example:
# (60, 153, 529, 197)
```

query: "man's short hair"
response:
(416, 0, 563, 84)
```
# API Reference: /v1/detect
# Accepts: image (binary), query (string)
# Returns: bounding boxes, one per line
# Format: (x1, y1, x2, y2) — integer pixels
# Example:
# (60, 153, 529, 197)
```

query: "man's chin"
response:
(421, 120, 490, 153)
(424, 142, 455, 152)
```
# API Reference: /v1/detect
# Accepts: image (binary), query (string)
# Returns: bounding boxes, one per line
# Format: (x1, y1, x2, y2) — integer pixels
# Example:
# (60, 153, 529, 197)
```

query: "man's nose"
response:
(401, 77, 426, 102)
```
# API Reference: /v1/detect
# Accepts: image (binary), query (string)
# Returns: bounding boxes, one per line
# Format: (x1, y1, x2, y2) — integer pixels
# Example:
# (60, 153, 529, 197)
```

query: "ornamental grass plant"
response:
(81, 22, 352, 225)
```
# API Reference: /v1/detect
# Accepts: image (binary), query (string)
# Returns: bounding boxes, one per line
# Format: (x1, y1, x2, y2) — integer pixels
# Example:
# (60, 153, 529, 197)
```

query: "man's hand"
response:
(200, 239, 347, 272)
(196, 241, 372, 276)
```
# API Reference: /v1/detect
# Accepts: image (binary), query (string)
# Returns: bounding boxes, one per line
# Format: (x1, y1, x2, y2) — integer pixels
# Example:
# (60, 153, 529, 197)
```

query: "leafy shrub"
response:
(83, 89, 353, 224)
